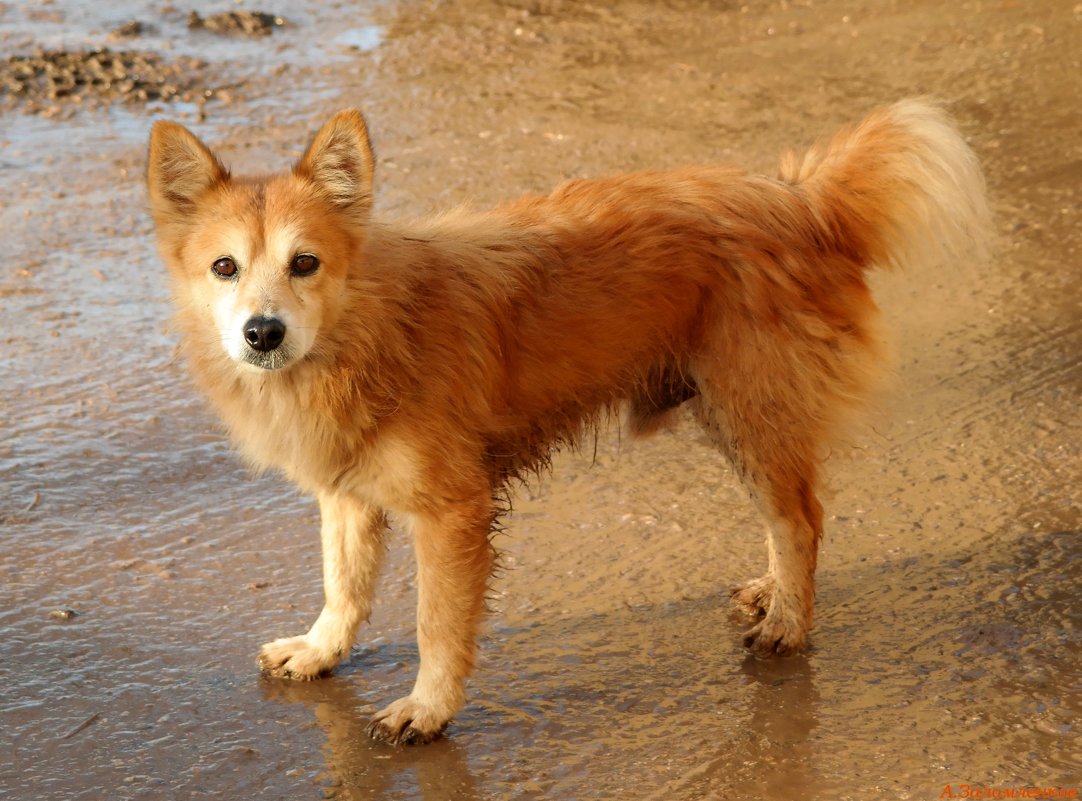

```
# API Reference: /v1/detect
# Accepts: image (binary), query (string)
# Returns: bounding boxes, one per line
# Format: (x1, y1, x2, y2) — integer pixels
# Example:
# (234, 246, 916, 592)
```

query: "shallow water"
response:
(1, 1, 1080, 799)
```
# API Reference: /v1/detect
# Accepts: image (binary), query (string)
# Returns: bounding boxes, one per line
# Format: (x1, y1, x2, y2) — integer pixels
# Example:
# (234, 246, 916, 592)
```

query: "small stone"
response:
(110, 21, 147, 39)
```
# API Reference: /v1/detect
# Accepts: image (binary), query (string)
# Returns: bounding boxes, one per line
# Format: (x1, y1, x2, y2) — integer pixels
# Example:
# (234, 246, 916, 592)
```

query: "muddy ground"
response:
(1, 1, 1079, 799)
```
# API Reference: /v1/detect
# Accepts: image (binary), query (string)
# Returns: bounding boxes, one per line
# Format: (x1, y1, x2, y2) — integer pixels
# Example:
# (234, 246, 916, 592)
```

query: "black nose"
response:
(243, 316, 286, 352)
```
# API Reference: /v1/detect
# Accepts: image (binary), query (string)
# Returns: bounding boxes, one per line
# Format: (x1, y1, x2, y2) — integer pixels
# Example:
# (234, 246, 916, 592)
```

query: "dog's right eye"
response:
(211, 257, 237, 279)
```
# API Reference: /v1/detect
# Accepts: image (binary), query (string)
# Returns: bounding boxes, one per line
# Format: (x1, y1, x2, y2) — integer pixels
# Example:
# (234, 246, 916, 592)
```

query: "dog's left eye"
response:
(291, 254, 320, 276)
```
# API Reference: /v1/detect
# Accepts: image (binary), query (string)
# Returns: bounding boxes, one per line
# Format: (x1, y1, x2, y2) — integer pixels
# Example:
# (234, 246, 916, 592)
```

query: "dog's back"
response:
(394, 101, 990, 486)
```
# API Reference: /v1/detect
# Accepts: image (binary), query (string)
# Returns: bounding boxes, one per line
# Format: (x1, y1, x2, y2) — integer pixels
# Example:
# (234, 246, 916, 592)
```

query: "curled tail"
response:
(779, 98, 991, 272)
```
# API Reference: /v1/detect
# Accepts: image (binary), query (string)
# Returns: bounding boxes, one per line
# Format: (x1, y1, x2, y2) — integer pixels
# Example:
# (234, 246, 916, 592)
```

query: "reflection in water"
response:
(734, 654, 822, 799)
(262, 671, 480, 801)
(679, 653, 822, 796)
(642, 650, 825, 801)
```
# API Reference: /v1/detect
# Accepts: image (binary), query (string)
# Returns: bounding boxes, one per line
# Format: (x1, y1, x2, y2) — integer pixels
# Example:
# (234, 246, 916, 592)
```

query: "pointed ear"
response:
(147, 121, 228, 219)
(295, 110, 375, 215)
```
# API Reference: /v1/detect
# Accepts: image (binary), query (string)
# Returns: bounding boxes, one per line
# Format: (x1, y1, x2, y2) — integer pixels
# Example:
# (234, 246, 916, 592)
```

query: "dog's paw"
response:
(732, 574, 811, 655)
(366, 696, 450, 746)
(741, 613, 808, 657)
(730, 574, 775, 617)
(257, 635, 341, 680)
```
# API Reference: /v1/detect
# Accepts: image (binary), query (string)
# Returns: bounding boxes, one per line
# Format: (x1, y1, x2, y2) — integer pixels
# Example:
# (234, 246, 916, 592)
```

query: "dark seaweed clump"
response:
(0, 49, 206, 113)
(187, 10, 285, 37)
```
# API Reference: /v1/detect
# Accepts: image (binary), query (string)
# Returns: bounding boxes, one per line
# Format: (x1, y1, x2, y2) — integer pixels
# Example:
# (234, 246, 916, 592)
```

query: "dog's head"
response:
(147, 110, 374, 373)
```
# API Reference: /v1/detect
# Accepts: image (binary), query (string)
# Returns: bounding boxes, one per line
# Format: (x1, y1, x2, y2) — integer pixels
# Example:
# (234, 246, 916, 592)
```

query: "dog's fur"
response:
(147, 99, 989, 744)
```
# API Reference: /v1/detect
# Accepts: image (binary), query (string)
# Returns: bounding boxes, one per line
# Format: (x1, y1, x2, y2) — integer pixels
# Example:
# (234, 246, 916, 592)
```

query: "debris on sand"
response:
(0, 48, 210, 114)
(187, 10, 286, 37)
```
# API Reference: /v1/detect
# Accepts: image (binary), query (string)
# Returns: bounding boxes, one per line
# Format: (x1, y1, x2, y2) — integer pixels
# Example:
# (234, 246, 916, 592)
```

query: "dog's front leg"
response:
(368, 497, 493, 745)
(259, 491, 386, 679)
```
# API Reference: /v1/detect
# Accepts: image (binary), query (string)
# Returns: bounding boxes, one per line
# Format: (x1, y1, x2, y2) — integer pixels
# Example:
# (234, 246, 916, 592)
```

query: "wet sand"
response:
(1, 1, 1080, 799)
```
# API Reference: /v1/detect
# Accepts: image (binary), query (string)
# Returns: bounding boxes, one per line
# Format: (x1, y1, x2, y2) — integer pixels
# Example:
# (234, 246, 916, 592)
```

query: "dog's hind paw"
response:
(730, 574, 775, 617)
(257, 635, 340, 680)
(741, 614, 808, 658)
(366, 696, 450, 746)
(733, 573, 813, 656)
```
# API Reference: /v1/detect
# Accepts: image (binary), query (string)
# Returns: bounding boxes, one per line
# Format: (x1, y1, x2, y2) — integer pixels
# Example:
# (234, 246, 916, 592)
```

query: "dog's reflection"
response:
(742, 653, 821, 792)
(653, 648, 824, 800)
(725, 652, 824, 800)
(260, 665, 480, 800)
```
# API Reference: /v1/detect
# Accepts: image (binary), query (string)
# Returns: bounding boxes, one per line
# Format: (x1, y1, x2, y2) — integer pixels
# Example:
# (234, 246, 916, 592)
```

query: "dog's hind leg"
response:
(691, 363, 826, 658)
(259, 493, 386, 679)
(368, 491, 494, 745)
(734, 466, 823, 657)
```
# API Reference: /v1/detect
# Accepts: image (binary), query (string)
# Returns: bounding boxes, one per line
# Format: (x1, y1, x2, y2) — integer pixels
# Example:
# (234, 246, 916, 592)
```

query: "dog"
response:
(147, 99, 989, 744)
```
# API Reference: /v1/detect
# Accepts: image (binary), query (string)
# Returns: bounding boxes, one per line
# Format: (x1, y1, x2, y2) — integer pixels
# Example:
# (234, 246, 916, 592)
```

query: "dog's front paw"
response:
(730, 574, 775, 617)
(366, 695, 451, 746)
(258, 635, 341, 680)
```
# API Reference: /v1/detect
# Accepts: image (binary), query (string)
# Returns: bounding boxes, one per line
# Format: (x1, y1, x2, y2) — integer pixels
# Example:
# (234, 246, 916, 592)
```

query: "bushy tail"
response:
(779, 98, 991, 271)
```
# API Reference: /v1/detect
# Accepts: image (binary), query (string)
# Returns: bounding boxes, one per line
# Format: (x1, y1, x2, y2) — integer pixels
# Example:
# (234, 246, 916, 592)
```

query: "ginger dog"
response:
(147, 99, 989, 744)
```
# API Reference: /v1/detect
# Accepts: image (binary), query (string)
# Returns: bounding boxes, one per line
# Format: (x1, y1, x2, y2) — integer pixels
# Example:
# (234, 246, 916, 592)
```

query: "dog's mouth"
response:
(240, 346, 294, 372)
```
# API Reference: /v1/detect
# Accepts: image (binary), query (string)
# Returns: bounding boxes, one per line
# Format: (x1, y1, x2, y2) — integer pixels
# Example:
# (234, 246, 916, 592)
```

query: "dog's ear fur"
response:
(295, 109, 375, 217)
(147, 121, 229, 221)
